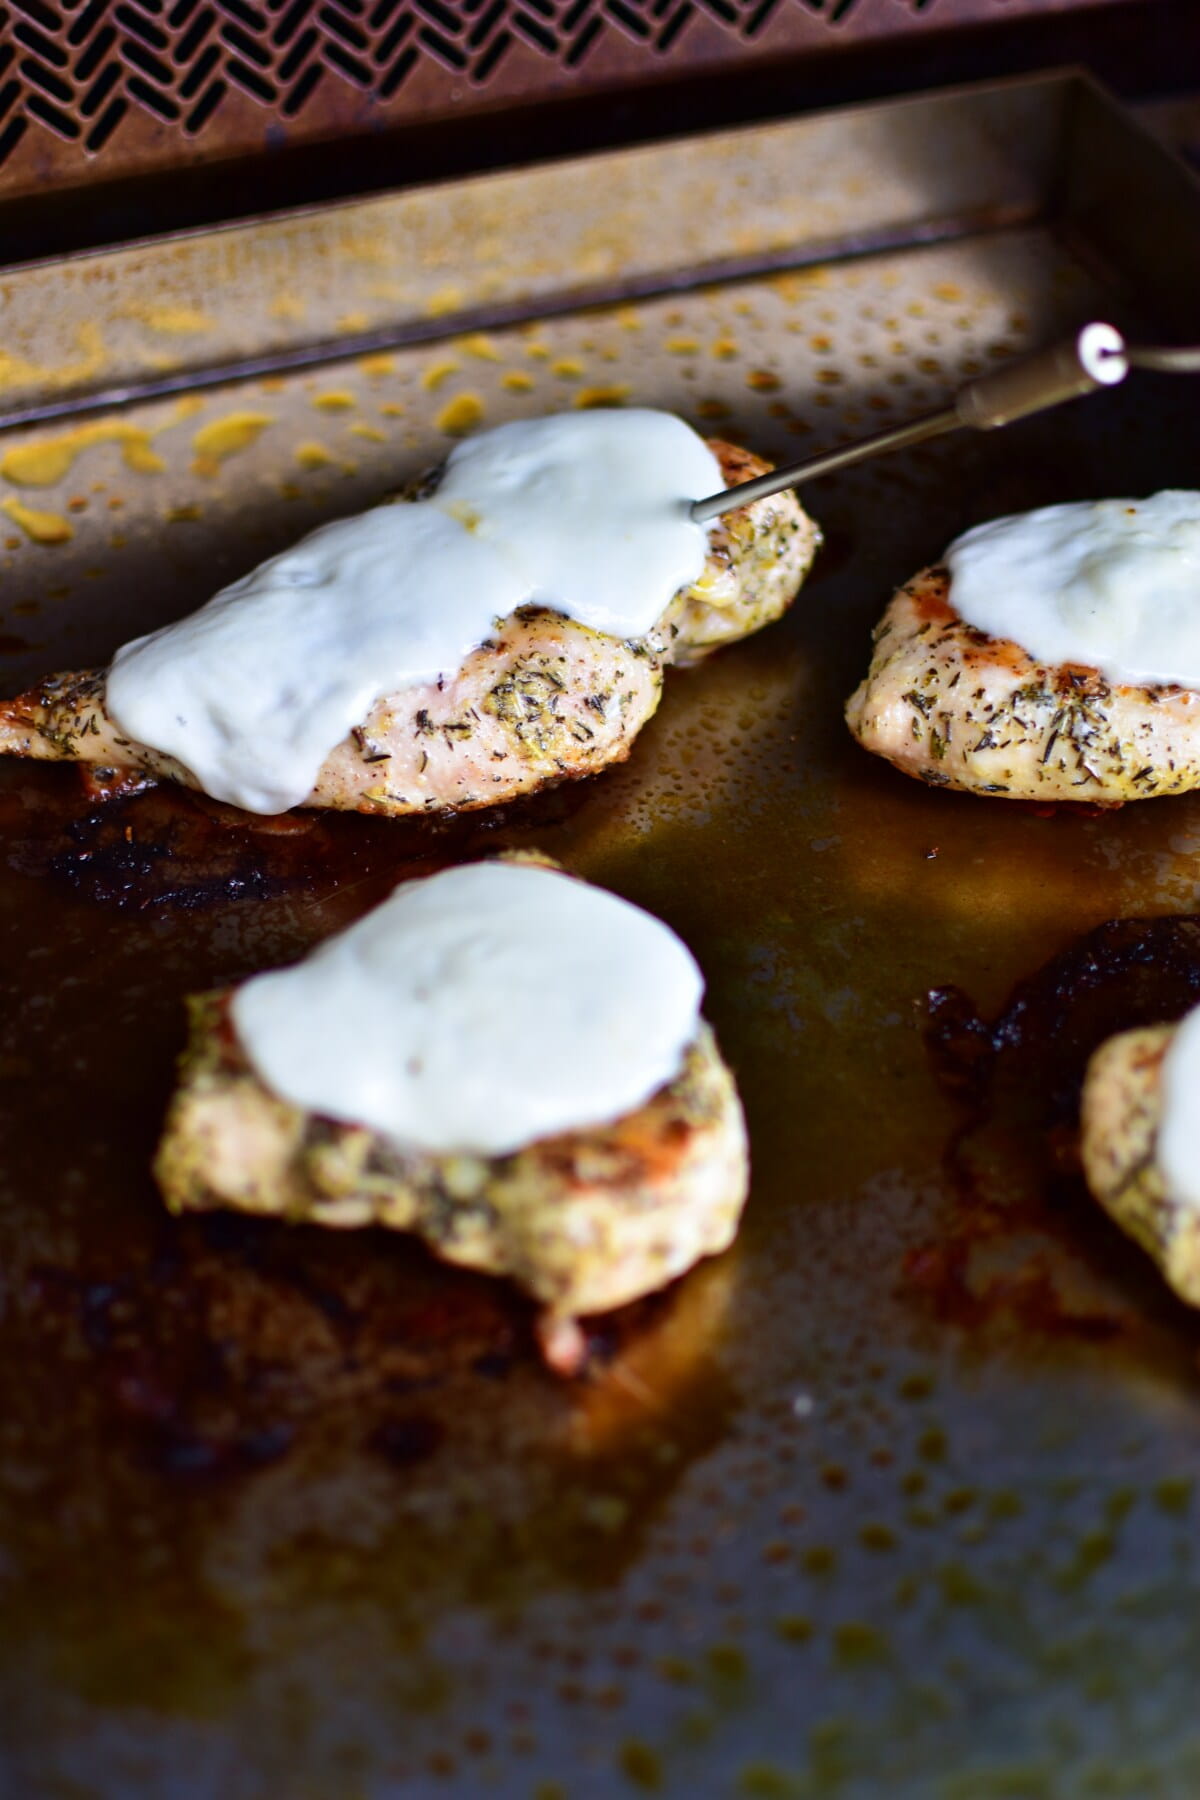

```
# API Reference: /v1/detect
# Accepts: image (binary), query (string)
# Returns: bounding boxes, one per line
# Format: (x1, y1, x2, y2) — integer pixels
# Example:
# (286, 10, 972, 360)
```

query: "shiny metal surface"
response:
(1125, 343, 1200, 370)
(0, 74, 1198, 1799)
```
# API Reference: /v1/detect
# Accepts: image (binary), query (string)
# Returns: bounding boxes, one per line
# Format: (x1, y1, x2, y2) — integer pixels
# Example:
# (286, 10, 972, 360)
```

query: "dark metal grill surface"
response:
(1, 72, 1200, 1800)
(0, 0, 1144, 201)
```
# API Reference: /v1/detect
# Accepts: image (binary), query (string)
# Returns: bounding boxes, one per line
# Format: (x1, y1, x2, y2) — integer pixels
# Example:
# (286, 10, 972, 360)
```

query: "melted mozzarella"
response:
(945, 491, 1200, 688)
(105, 410, 722, 813)
(231, 861, 705, 1157)
(1159, 1004, 1200, 1214)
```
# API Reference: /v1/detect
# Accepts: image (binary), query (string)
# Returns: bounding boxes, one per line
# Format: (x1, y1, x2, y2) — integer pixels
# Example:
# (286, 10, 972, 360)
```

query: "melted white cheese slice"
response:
(1158, 1003, 1200, 1214)
(945, 491, 1200, 688)
(105, 410, 722, 814)
(230, 861, 705, 1158)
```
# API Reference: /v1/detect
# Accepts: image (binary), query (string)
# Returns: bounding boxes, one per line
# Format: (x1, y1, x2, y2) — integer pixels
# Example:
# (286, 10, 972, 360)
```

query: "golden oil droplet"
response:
(191, 411, 274, 475)
(436, 393, 486, 436)
(421, 360, 460, 392)
(1, 496, 73, 544)
(295, 442, 336, 470)
(573, 385, 630, 409)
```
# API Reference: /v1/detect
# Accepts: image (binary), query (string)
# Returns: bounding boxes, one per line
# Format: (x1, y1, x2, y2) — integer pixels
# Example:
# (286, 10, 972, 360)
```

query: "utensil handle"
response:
(953, 322, 1127, 429)
(690, 322, 1132, 525)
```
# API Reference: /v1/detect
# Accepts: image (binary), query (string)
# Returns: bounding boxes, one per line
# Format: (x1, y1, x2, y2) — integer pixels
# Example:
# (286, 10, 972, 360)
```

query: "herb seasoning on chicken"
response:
(1081, 1004, 1200, 1309)
(155, 858, 749, 1374)
(847, 493, 1200, 804)
(0, 413, 818, 817)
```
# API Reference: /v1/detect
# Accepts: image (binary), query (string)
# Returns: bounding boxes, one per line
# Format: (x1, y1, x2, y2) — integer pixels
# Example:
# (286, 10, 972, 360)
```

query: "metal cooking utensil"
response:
(691, 324, 1200, 522)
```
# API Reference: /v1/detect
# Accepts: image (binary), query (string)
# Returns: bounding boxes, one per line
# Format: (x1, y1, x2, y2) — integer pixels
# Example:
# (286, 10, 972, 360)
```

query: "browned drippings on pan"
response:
(0, 77, 1199, 1800)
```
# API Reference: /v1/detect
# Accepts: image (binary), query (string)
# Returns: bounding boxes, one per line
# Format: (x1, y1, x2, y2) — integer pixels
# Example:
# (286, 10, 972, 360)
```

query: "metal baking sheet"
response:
(1, 73, 1199, 1799)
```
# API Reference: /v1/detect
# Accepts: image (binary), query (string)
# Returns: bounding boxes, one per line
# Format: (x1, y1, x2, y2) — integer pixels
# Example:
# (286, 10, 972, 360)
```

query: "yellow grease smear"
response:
(349, 423, 388, 442)
(312, 391, 357, 413)
(126, 441, 167, 474)
(551, 358, 583, 379)
(340, 235, 395, 270)
(666, 337, 699, 355)
(270, 295, 306, 322)
(168, 395, 206, 423)
(435, 393, 485, 436)
(711, 337, 738, 359)
(574, 384, 630, 409)
(120, 303, 214, 335)
(166, 502, 203, 522)
(421, 359, 460, 392)
(746, 369, 781, 392)
(1, 496, 73, 544)
(616, 306, 642, 332)
(771, 268, 829, 300)
(501, 371, 535, 393)
(359, 354, 396, 377)
(444, 499, 482, 533)
(336, 311, 370, 332)
(366, 280, 405, 303)
(426, 286, 465, 317)
(0, 322, 108, 395)
(380, 401, 406, 417)
(295, 442, 336, 470)
(191, 411, 273, 476)
(456, 332, 501, 362)
(1, 421, 164, 487)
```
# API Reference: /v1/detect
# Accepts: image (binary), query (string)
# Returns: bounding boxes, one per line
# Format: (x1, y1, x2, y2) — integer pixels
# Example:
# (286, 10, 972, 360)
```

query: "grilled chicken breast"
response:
(156, 994, 748, 1374)
(1080, 1024, 1200, 1307)
(846, 568, 1200, 804)
(0, 440, 818, 817)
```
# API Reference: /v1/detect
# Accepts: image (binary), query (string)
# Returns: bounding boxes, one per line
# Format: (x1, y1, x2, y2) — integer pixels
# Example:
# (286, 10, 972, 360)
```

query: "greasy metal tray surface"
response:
(1, 74, 1199, 1799)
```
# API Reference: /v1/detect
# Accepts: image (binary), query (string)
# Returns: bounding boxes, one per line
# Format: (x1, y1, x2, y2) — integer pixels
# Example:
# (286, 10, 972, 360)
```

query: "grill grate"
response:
(0, 0, 1144, 200)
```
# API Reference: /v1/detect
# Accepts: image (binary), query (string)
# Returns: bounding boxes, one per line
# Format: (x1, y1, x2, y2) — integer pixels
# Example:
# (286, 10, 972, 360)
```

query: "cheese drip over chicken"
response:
(945, 491, 1200, 688)
(231, 861, 705, 1157)
(1158, 1001, 1200, 1214)
(106, 410, 723, 813)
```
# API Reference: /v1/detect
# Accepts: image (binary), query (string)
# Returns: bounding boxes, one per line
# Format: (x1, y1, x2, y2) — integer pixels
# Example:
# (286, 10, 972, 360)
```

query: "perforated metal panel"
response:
(0, 0, 1144, 204)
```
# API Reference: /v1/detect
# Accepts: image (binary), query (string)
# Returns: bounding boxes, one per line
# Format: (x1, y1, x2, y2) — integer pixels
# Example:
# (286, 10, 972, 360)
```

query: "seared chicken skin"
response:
(156, 994, 748, 1374)
(0, 441, 818, 817)
(846, 568, 1200, 804)
(1080, 1024, 1200, 1307)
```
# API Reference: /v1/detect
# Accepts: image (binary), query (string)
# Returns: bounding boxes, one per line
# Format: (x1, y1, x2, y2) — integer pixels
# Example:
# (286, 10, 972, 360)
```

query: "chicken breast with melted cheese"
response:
(154, 858, 749, 1375)
(846, 567, 1200, 805)
(157, 1000, 746, 1375)
(1080, 1023, 1200, 1307)
(0, 439, 818, 817)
